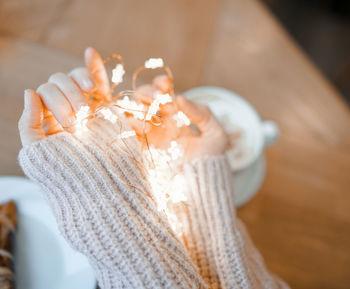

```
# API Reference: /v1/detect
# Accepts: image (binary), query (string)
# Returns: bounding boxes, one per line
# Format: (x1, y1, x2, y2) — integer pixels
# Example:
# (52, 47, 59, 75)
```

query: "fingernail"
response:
(81, 76, 95, 91)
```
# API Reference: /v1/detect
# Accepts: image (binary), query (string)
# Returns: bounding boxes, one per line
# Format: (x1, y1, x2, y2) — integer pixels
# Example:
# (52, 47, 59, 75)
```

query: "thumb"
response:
(18, 89, 46, 146)
(176, 95, 215, 133)
(84, 47, 111, 102)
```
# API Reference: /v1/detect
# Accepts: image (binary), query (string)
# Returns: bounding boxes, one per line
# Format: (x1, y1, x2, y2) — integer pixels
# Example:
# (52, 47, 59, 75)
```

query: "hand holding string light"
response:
(19, 47, 111, 145)
(19, 47, 228, 160)
(18, 47, 229, 237)
(129, 76, 228, 160)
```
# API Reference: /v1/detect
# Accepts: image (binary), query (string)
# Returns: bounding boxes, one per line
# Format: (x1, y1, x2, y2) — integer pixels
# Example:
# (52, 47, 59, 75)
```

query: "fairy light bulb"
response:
(75, 105, 91, 132)
(118, 130, 136, 139)
(145, 93, 173, 121)
(143, 141, 188, 236)
(144, 58, 164, 69)
(173, 111, 190, 128)
(155, 93, 172, 105)
(97, 107, 118, 124)
(115, 96, 145, 120)
(112, 64, 125, 84)
(100, 53, 191, 237)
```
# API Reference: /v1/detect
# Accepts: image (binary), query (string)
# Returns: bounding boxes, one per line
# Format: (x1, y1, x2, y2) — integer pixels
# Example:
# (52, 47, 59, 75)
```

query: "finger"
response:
(127, 116, 150, 135)
(152, 77, 176, 116)
(18, 89, 46, 146)
(176, 95, 220, 133)
(42, 108, 64, 136)
(135, 84, 157, 105)
(84, 47, 111, 102)
(37, 83, 76, 132)
(153, 75, 173, 93)
(48, 72, 88, 112)
(69, 67, 96, 92)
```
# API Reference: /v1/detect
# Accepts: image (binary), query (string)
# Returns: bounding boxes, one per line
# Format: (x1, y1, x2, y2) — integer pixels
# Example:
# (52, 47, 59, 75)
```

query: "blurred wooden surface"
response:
(0, 0, 349, 288)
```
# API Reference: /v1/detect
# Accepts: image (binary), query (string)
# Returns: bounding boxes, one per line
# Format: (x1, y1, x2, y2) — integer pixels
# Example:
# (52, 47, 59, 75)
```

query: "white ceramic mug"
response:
(183, 86, 279, 206)
(183, 86, 279, 171)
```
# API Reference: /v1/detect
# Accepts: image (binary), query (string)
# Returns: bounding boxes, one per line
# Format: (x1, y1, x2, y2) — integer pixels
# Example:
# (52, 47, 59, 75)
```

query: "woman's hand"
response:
(19, 47, 228, 160)
(18, 47, 110, 146)
(130, 77, 229, 160)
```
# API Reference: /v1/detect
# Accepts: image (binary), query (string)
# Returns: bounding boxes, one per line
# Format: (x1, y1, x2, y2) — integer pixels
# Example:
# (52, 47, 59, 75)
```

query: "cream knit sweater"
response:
(18, 117, 289, 289)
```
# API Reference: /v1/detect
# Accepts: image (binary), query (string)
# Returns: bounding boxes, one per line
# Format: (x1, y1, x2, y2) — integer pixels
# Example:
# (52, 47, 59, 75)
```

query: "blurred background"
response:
(263, 0, 350, 102)
(0, 0, 349, 288)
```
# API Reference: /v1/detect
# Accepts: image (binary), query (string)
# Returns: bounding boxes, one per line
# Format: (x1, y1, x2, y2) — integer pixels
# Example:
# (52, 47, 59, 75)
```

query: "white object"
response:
(183, 86, 279, 206)
(233, 155, 265, 207)
(75, 105, 91, 132)
(145, 93, 172, 121)
(144, 58, 164, 69)
(97, 107, 118, 124)
(155, 93, 172, 105)
(173, 111, 190, 128)
(111, 64, 125, 84)
(118, 130, 136, 139)
(115, 96, 145, 120)
(0, 176, 96, 289)
(183, 86, 279, 171)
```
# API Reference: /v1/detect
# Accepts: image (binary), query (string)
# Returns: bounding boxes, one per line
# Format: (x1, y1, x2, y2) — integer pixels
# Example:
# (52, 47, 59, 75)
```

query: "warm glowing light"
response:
(168, 141, 182, 160)
(173, 111, 190, 128)
(145, 93, 173, 121)
(75, 105, 91, 132)
(79, 54, 194, 238)
(97, 107, 118, 124)
(145, 100, 159, 121)
(115, 96, 145, 120)
(118, 130, 136, 139)
(111, 64, 125, 84)
(155, 93, 172, 105)
(143, 141, 188, 236)
(144, 58, 164, 69)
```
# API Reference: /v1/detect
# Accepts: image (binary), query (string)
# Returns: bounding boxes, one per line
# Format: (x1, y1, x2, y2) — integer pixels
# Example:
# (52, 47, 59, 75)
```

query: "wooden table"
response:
(0, 0, 349, 287)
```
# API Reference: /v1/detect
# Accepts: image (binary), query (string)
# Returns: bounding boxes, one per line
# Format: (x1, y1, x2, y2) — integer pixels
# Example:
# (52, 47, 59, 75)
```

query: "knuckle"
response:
(48, 72, 66, 83)
(37, 82, 55, 93)
(69, 67, 86, 76)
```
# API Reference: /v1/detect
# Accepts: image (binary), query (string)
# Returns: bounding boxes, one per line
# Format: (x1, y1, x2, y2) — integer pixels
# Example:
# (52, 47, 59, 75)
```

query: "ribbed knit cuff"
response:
(18, 117, 206, 289)
(181, 155, 256, 288)
(181, 155, 289, 289)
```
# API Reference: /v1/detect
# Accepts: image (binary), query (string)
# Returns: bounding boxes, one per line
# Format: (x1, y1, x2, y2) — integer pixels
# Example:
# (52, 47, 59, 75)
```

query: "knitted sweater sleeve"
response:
(18, 118, 206, 289)
(181, 155, 290, 289)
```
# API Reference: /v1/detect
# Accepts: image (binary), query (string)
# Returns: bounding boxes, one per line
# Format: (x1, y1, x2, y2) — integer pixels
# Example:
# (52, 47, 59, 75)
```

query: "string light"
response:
(111, 64, 125, 84)
(75, 105, 91, 132)
(143, 141, 188, 235)
(144, 58, 164, 69)
(118, 130, 136, 139)
(97, 107, 118, 124)
(115, 96, 145, 120)
(155, 92, 172, 105)
(145, 92, 173, 121)
(173, 111, 190, 128)
(73, 54, 192, 238)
